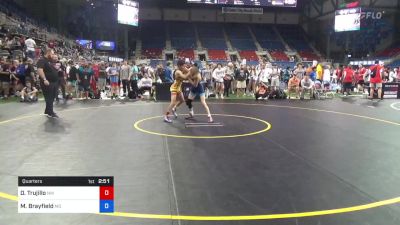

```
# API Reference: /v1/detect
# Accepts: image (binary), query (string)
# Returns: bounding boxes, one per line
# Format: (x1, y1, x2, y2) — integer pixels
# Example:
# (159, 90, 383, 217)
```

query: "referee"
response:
(37, 49, 59, 118)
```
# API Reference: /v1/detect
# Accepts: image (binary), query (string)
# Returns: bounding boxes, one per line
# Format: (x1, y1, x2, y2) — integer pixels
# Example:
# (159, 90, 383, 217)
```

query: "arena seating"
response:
(270, 50, 290, 61)
(177, 49, 195, 60)
(389, 59, 400, 68)
(298, 51, 320, 61)
(171, 38, 196, 50)
(225, 24, 252, 39)
(142, 48, 163, 59)
(208, 50, 227, 60)
(201, 38, 227, 50)
(376, 42, 400, 58)
(251, 25, 289, 61)
(170, 22, 196, 50)
(141, 21, 166, 59)
(197, 23, 227, 50)
(239, 50, 258, 61)
(230, 39, 257, 51)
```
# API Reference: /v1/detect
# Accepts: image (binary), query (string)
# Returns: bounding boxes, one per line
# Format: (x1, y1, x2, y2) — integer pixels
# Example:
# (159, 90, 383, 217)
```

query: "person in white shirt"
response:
(138, 73, 153, 98)
(300, 75, 315, 100)
(270, 64, 280, 90)
(389, 68, 396, 82)
(258, 64, 269, 86)
(212, 63, 226, 99)
(323, 65, 331, 89)
(24, 37, 36, 60)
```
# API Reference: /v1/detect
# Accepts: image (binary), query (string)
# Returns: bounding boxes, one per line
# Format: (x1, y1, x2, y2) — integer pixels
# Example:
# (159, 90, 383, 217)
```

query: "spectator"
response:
(309, 66, 317, 81)
(138, 73, 153, 98)
(357, 64, 367, 93)
(300, 75, 315, 100)
(120, 60, 131, 97)
(155, 64, 165, 83)
(342, 64, 355, 96)
(67, 60, 79, 99)
(235, 64, 248, 97)
(24, 36, 36, 60)
(20, 80, 38, 102)
(223, 62, 234, 97)
(164, 62, 173, 83)
(202, 64, 213, 99)
(247, 65, 257, 97)
(129, 61, 139, 99)
(396, 67, 400, 82)
(212, 63, 225, 99)
(316, 62, 323, 82)
(78, 61, 93, 100)
(108, 62, 119, 99)
(25, 58, 35, 83)
(282, 67, 291, 89)
(270, 64, 280, 91)
(288, 73, 300, 99)
(255, 82, 269, 100)
(54, 57, 66, 102)
(368, 60, 383, 100)
(323, 65, 331, 89)
(294, 63, 305, 81)
(388, 68, 396, 82)
(0, 58, 10, 99)
(97, 62, 107, 95)
(258, 63, 269, 86)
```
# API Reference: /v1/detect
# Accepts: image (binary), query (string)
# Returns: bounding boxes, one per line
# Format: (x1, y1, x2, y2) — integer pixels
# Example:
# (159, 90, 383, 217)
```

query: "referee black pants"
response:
(41, 81, 58, 114)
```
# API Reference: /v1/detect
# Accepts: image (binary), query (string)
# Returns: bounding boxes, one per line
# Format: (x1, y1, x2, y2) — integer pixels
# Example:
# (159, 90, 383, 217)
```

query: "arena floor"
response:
(1, 98, 400, 225)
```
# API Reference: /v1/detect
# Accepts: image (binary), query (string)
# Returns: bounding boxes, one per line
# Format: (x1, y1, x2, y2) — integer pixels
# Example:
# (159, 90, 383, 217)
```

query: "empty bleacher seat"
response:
(299, 51, 320, 61)
(270, 51, 289, 61)
(171, 38, 196, 50)
(202, 38, 227, 50)
(177, 49, 195, 60)
(239, 50, 258, 61)
(225, 24, 251, 39)
(208, 50, 227, 60)
(230, 39, 256, 51)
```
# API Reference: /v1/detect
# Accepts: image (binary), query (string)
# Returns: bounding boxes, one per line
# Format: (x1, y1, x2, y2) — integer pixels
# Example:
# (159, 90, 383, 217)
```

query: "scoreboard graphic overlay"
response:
(18, 176, 114, 213)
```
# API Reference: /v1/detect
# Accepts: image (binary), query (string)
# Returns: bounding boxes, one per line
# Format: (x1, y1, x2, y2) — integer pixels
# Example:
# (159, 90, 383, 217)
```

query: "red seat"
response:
(208, 50, 227, 60)
(177, 49, 195, 60)
(270, 51, 289, 61)
(142, 48, 163, 59)
(239, 50, 258, 61)
(376, 47, 400, 57)
(299, 51, 320, 61)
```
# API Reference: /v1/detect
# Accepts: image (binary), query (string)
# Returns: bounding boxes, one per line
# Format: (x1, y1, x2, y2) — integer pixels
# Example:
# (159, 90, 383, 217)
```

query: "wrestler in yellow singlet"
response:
(170, 70, 184, 94)
(164, 60, 191, 123)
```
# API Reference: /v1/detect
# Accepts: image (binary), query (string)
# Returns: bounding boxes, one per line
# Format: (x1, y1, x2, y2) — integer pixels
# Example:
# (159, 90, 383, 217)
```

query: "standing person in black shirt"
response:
(67, 60, 78, 99)
(37, 48, 59, 118)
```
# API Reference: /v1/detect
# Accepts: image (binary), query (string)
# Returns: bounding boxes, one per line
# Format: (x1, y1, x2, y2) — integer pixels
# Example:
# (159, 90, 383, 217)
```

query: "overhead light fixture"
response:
(91, 2, 94, 6)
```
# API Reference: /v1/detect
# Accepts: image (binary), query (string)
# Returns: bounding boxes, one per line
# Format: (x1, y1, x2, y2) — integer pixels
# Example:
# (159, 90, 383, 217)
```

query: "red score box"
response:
(99, 186, 114, 200)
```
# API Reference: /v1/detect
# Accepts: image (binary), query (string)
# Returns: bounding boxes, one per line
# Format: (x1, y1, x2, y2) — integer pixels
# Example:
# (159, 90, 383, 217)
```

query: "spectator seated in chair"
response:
(255, 82, 270, 100)
(20, 80, 38, 102)
(300, 75, 315, 100)
(138, 73, 153, 99)
(287, 73, 300, 99)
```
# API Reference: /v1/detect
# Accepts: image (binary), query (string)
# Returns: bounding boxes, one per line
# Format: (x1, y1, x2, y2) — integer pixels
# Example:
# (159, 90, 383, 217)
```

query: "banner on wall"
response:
(222, 7, 263, 15)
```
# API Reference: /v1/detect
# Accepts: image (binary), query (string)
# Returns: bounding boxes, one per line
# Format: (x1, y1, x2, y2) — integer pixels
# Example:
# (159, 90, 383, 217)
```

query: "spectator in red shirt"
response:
(368, 60, 384, 100)
(357, 64, 367, 93)
(342, 64, 354, 96)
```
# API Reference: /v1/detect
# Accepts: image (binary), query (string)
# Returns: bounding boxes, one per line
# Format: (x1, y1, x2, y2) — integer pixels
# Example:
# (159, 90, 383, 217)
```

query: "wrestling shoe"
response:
(164, 116, 172, 123)
(208, 115, 213, 123)
(172, 108, 178, 119)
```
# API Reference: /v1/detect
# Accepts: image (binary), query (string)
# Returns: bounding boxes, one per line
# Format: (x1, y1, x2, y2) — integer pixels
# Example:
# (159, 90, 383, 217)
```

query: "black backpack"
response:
(370, 67, 378, 78)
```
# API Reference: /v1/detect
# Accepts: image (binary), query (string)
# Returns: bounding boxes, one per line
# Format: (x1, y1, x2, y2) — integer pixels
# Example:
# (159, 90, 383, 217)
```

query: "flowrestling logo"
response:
(361, 11, 385, 20)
